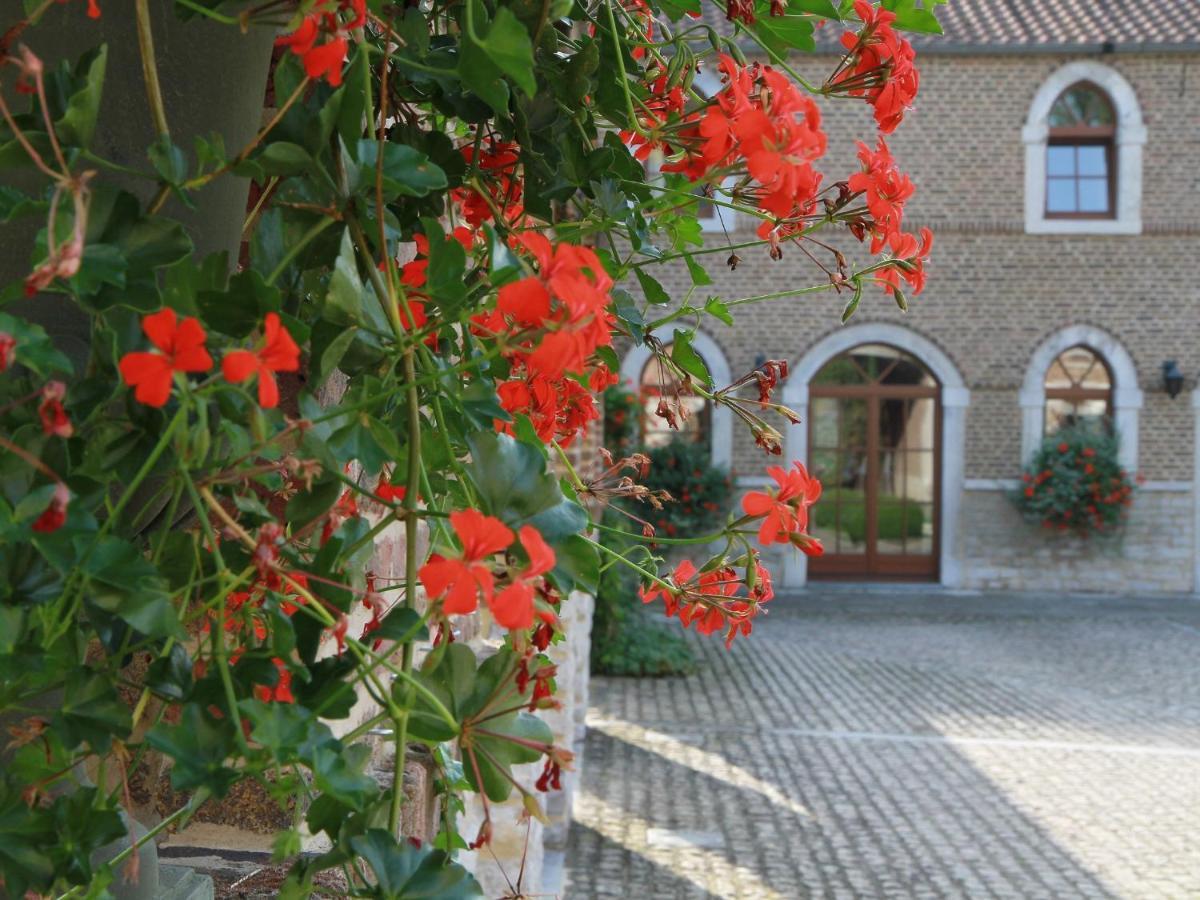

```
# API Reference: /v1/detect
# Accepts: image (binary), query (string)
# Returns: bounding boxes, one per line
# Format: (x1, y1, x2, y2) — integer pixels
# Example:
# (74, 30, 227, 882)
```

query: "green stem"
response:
(134, 0, 170, 138)
(582, 535, 674, 590)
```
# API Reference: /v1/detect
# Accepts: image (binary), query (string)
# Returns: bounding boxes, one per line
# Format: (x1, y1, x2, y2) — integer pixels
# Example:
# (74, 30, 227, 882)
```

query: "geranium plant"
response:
(0, 0, 940, 894)
(1014, 424, 1136, 536)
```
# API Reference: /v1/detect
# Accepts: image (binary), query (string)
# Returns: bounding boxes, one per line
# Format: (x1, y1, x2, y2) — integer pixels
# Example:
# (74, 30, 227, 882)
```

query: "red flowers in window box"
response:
(32, 483, 70, 533)
(118, 308, 213, 408)
(222, 313, 301, 409)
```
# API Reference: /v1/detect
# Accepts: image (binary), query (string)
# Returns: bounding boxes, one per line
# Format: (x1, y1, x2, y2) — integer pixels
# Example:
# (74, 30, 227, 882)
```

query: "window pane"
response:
(1078, 178, 1109, 212)
(1074, 398, 1109, 428)
(1045, 359, 1072, 389)
(1046, 178, 1076, 212)
(810, 397, 840, 449)
(812, 356, 868, 386)
(1047, 145, 1076, 175)
(1059, 347, 1098, 385)
(1045, 397, 1076, 435)
(1049, 84, 1115, 127)
(1077, 145, 1107, 176)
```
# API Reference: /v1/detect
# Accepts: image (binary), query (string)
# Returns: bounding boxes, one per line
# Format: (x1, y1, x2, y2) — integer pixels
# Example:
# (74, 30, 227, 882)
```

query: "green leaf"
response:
(349, 830, 483, 899)
(257, 141, 314, 176)
(881, 0, 945, 33)
(0, 185, 47, 223)
(56, 671, 129, 752)
(634, 269, 671, 305)
(788, 0, 841, 17)
(704, 296, 733, 326)
(287, 477, 342, 530)
(481, 7, 537, 97)
(199, 268, 281, 337)
(357, 141, 448, 200)
(671, 329, 713, 387)
(55, 45, 107, 148)
(373, 607, 428, 643)
(685, 254, 713, 287)
(753, 15, 815, 56)
(146, 706, 239, 796)
(149, 135, 188, 185)
(421, 218, 467, 311)
(0, 312, 72, 376)
(325, 228, 367, 326)
(458, 2, 510, 116)
(82, 536, 184, 640)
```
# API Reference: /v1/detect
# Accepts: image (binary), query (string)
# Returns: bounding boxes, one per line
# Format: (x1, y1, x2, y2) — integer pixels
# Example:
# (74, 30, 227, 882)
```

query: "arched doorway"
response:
(807, 344, 940, 580)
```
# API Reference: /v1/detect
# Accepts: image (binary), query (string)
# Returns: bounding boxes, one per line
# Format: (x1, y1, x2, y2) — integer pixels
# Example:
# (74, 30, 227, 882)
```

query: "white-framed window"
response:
(1019, 325, 1142, 470)
(1022, 62, 1145, 235)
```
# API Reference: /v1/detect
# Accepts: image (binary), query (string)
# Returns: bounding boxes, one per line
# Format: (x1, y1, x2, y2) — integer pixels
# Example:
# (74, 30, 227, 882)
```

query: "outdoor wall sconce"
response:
(1162, 360, 1184, 399)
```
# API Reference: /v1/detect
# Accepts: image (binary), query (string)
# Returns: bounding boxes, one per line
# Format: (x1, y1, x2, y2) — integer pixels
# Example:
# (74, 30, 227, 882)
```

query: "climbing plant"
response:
(0, 0, 941, 894)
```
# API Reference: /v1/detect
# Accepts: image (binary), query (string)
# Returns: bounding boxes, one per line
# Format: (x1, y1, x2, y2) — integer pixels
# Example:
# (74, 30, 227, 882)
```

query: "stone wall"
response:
(959, 488, 1194, 593)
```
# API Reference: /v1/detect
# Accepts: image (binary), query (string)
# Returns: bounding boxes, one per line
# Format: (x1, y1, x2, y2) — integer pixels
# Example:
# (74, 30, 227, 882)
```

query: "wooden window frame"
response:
(1045, 83, 1117, 221)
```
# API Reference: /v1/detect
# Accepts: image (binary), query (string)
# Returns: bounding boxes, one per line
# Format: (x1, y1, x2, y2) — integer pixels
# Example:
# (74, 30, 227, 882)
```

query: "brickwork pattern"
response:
(566, 591, 1200, 898)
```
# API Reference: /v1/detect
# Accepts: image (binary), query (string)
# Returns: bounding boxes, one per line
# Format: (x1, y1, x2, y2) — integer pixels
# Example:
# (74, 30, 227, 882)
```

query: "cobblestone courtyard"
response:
(565, 591, 1200, 898)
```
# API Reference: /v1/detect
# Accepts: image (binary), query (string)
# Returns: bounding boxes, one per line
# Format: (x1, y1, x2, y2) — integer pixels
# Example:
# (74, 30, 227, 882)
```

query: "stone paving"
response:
(565, 590, 1200, 899)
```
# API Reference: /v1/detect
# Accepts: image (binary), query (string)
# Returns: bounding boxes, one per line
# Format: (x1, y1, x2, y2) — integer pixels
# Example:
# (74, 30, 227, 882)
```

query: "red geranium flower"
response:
(0, 332, 14, 371)
(222, 313, 301, 409)
(38, 381, 72, 438)
(491, 526, 556, 631)
(255, 658, 295, 704)
(742, 461, 823, 545)
(32, 483, 70, 533)
(419, 510, 514, 616)
(118, 308, 213, 407)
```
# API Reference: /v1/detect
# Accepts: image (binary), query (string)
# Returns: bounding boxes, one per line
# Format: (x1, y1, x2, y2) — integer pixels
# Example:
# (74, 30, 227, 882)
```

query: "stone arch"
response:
(618, 327, 734, 470)
(1019, 323, 1142, 470)
(1022, 61, 1146, 234)
(782, 322, 970, 589)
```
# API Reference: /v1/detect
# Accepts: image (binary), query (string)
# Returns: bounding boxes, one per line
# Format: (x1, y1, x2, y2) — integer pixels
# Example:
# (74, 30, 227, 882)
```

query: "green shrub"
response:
(641, 438, 733, 539)
(813, 489, 925, 542)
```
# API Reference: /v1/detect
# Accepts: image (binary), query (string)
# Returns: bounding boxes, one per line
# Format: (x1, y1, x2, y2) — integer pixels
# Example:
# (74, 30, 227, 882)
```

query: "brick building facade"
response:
(620, 5, 1200, 593)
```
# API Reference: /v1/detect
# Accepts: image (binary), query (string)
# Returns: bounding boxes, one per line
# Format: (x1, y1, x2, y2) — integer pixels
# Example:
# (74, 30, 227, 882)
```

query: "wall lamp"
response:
(1162, 360, 1184, 399)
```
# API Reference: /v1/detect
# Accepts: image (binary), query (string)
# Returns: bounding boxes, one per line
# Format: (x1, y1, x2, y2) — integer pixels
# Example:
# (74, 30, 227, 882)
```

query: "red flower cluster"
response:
(418, 509, 556, 631)
(451, 140, 524, 230)
(741, 461, 823, 553)
(640, 553, 774, 647)
(663, 57, 827, 233)
(119, 310, 300, 409)
(275, 0, 365, 87)
(832, 0, 920, 134)
(475, 232, 618, 446)
(847, 138, 931, 298)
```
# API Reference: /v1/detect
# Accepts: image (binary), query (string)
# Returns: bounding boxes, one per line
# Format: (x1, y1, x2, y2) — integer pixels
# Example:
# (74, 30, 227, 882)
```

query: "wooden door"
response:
(807, 344, 940, 581)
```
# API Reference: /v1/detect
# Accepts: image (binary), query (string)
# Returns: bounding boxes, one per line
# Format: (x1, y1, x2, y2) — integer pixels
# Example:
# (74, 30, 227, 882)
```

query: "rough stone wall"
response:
(960, 488, 1193, 593)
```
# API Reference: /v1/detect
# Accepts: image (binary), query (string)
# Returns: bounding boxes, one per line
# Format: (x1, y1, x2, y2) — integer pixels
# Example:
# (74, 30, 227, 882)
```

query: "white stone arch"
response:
(781, 322, 970, 589)
(1019, 324, 1142, 471)
(1022, 61, 1146, 234)
(618, 327, 733, 470)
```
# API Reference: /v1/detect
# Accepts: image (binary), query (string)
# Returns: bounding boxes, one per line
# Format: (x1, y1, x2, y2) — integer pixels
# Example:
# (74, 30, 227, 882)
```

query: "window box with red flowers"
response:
(0, 0, 943, 893)
(1012, 425, 1137, 537)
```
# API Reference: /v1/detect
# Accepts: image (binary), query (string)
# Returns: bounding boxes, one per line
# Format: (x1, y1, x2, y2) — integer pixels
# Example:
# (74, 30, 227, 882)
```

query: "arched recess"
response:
(1022, 61, 1145, 234)
(782, 323, 970, 589)
(618, 327, 733, 470)
(1019, 324, 1142, 471)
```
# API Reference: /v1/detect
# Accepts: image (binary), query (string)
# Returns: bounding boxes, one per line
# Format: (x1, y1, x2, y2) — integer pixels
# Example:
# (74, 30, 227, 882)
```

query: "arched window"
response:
(638, 345, 710, 448)
(1045, 83, 1116, 218)
(1043, 344, 1113, 434)
(1023, 62, 1145, 235)
(1020, 325, 1142, 470)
